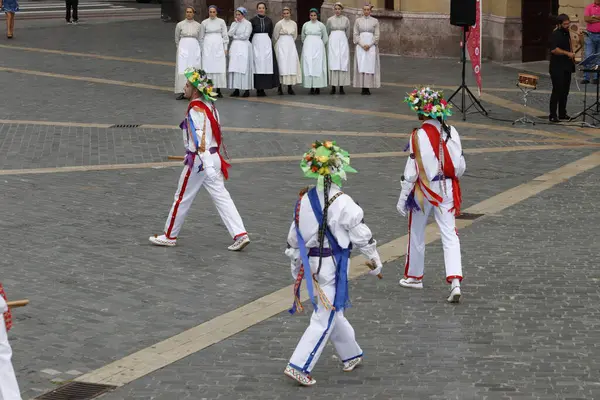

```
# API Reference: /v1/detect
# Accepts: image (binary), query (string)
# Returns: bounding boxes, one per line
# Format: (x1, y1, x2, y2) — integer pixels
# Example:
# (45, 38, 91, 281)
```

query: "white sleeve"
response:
(340, 198, 382, 266)
(0, 296, 7, 313)
(403, 130, 419, 185)
(449, 126, 466, 178)
(189, 109, 214, 169)
(285, 221, 300, 261)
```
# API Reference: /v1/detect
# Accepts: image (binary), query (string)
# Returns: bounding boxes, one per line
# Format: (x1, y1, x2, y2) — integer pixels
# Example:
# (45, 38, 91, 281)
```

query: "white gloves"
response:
(367, 257, 383, 277)
(397, 179, 414, 218)
(285, 248, 301, 279)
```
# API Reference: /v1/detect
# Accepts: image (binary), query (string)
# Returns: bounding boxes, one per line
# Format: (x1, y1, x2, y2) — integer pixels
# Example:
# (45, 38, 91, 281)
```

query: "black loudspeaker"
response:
(450, 0, 476, 27)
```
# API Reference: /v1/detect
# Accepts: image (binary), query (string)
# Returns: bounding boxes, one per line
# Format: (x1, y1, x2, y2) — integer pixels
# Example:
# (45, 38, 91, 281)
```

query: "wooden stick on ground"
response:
(168, 156, 184, 160)
(7, 299, 29, 308)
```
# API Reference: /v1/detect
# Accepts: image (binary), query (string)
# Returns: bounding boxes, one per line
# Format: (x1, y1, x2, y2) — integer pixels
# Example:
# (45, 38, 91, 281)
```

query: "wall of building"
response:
(319, 0, 523, 61)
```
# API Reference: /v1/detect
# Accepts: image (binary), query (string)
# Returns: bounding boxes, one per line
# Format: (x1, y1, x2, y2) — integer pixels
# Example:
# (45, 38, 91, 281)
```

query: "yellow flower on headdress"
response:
(317, 155, 329, 163)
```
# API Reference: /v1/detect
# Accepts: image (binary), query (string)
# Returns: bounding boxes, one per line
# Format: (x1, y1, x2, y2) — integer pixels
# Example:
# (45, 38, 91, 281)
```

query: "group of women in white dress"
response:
(174, 2, 381, 98)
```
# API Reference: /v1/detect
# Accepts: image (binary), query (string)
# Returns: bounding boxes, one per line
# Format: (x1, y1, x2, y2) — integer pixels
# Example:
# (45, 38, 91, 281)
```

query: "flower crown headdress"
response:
(404, 87, 453, 120)
(300, 141, 357, 189)
(184, 68, 218, 102)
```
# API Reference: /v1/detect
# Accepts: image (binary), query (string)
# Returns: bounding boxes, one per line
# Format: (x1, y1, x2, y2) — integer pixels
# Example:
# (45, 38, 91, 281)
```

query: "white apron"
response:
(276, 34, 299, 75)
(177, 37, 202, 74)
(229, 39, 249, 73)
(203, 32, 226, 73)
(252, 33, 273, 74)
(356, 32, 376, 74)
(328, 30, 349, 72)
(302, 35, 324, 78)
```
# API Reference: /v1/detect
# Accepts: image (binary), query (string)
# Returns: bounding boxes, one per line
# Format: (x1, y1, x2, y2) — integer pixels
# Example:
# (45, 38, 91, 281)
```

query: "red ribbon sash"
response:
(421, 124, 462, 216)
(187, 100, 231, 180)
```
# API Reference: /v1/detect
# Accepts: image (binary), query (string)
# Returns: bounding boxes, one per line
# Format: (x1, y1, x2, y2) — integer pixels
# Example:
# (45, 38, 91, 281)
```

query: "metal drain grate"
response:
(109, 124, 141, 128)
(34, 382, 115, 400)
(456, 213, 484, 220)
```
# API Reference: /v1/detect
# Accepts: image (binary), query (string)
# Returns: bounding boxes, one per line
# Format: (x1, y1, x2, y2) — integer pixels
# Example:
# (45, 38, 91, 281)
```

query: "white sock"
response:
(452, 278, 460, 288)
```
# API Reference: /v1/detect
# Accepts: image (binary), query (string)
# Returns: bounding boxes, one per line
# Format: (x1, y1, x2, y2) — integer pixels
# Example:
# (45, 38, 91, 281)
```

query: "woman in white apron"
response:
(301, 9, 328, 94)
(227, 7, 253, 97)
(249, 2, 280, 97)
(273, 7, 301, 95)
(353, 3, 380, 95)
(326, 2, 351, 95)
(174, 7, 203, 100)
(201, 5, 229, 98)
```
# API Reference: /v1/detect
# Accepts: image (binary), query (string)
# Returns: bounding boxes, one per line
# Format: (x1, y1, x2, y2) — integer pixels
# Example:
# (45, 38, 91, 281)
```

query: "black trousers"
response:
(66, 0, 79, 22)
(549, 69, 572, 118)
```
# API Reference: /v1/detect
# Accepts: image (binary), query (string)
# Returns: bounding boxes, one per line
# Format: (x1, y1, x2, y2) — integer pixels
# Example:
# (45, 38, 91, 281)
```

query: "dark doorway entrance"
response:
(213, 0, 235, 25)
(296, 0, 323, 26)
(521, 0, 560, 62)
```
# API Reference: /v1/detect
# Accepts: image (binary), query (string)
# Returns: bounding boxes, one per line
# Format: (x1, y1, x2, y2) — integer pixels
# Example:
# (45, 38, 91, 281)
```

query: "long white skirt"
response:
(228, 39, 254, 90)
(327, 30, 350, 86)
(175, 37, 202, 93)
(276, 35, 301, 85)
(207, 73, 227, 89)
(301, 35, 327, 89)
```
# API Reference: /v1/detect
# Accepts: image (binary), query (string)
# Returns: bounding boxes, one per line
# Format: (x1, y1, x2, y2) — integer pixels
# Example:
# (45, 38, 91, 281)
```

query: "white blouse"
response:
(201, 17, 229, 46)
(175, 19, 202, 45)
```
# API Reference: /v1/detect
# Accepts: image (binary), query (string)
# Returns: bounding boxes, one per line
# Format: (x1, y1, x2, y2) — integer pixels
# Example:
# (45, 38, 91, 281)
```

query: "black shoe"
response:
(330, 86, 336, 95)
(361, 88, 368, 95)
(581, 79, 590, 85)
(277, 85, 284, 95)
(365, 88, 371, 95)
(315, 88, 320, 95)
(216, 89, 223, 98)
(257, 89, 266, 97)
(242, 90, 250, 97)
(549, 116, 560, 123)
(559, 114, 571, 121)
(309, 88, 315, 95)
(287, 85, 295, 95)
(230, 89, 240, 97)
(339, 86, 345, 95)
(175, 93, 185, 100)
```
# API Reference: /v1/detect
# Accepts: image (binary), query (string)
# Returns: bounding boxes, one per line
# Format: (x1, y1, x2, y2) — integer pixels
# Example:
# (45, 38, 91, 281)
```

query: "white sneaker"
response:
(399, 277, 423, 289)
(447, 286, 461, 303)
(342, 356, 362, 372)
(228, 234, 250, 251)
(149, 234, 176, 247)
(284, 364, 316, 386)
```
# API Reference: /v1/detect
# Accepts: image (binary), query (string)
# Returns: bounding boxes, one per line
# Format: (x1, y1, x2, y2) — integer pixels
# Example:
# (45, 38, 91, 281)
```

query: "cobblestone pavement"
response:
(0, 17, 599, 400)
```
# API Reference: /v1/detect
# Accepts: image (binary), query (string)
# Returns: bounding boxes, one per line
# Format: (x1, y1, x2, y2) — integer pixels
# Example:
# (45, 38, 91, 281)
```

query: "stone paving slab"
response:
(98, 166, 600, 400)
(3, 148, 596, 398)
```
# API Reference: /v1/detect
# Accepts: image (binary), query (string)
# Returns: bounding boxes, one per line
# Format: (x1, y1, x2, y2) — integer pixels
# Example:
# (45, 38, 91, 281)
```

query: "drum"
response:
(518, 73, 538, 89)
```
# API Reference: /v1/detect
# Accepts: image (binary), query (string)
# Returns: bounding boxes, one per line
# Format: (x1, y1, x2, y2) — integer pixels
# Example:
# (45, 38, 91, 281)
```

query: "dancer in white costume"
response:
(0, 283, 21, 400)
(150, 69, 250, 251)
(174, 7, 202, 100)
(227, 7, 254, 97)
(201, 5, 228, 97)
(326, 2, 351, 94)
(397, 87, 466, 303)
(283, 140, 383, 386)
(273, 7, 301, 95)
(352, 3, 380, 95)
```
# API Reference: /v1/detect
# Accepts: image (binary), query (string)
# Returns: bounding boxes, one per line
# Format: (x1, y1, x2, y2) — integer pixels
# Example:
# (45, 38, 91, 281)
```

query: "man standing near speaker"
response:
(549, 14, 575, 123)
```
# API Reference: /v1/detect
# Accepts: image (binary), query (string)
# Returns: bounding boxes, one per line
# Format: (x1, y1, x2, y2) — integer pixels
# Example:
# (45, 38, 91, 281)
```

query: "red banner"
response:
(466, 0, 482, 95)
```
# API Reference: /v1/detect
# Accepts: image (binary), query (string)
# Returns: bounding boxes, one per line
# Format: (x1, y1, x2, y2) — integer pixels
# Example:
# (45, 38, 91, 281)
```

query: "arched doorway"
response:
(521, 0, 560, 62)
(212, 0, 235, 24)
(296, 0, 324, 26)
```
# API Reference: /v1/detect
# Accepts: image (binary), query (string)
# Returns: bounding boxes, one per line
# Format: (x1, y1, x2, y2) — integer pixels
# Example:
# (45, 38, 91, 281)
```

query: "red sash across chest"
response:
(187, 100, 231, 180)
(0, 283, 12, 331)
(419, 124, 462, 216)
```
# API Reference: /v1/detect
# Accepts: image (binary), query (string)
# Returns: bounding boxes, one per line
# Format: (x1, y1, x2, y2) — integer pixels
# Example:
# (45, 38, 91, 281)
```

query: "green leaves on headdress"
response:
(184, 67, 218, 102)
(300, 140, 357, 189)
(404, 87, 453, 120)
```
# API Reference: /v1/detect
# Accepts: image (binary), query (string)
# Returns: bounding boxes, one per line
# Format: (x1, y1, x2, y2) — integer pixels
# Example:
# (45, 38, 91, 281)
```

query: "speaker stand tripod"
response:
(447, 27, 488, 121)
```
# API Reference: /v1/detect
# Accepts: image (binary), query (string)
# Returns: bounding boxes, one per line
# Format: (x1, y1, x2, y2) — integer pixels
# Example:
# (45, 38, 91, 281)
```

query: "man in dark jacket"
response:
(549, 14, 576, 123)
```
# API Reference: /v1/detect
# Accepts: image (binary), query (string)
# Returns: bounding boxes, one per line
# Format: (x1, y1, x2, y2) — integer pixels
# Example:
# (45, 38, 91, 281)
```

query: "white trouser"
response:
(289, 257, 362, 374)
(163, 154, 247, 240)
(0, 318, 21, 400)
(404, 179, 463, 283)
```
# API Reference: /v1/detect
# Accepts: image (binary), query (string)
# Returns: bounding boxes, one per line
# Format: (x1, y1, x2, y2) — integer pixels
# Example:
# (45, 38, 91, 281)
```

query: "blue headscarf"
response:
(236, 6, 247, 16)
